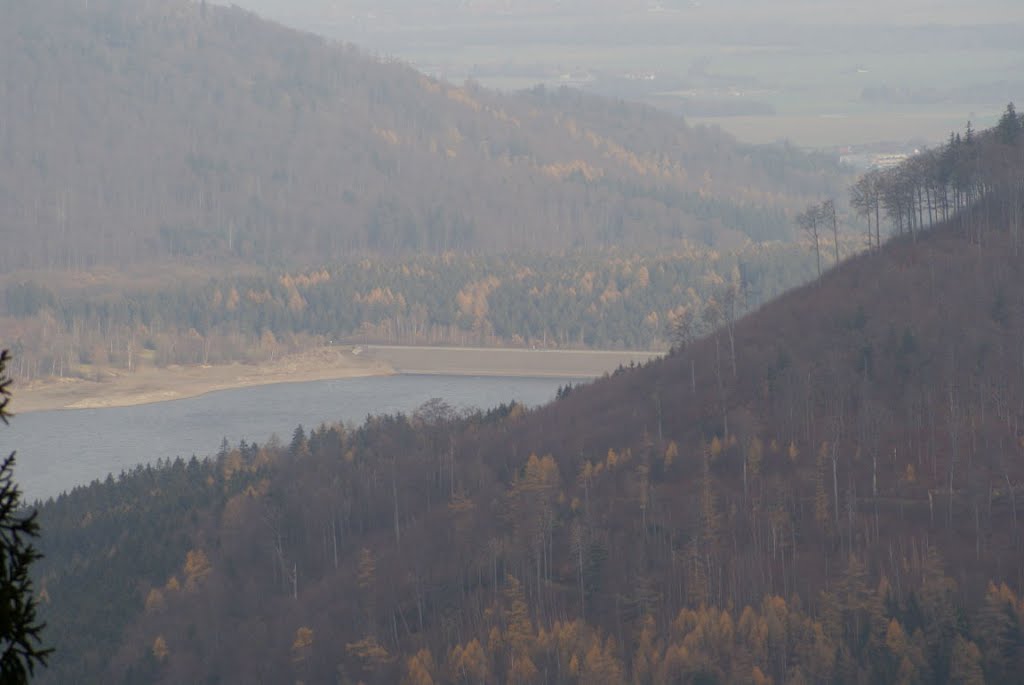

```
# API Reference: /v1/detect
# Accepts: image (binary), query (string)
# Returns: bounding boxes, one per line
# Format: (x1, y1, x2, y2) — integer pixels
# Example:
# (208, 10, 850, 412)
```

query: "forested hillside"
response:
(28, 118, 1024, 683)
(0, 0, 844, 272)
(1, 244, 816, 378)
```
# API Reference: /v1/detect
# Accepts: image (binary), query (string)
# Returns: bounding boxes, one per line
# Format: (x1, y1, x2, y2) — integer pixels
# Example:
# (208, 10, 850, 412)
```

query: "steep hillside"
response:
(0, 0, 843, 272)
(28, 176, 1024, 682)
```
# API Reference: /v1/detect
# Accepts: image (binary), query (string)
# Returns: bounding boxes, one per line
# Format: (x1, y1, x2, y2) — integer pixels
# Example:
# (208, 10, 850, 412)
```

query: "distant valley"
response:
(228, 0, 1024, 147)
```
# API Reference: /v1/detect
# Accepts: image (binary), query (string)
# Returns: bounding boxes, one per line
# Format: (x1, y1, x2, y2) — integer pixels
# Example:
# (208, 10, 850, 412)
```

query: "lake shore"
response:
(10, 345, 663, 414)
(363, 345, 661, 379)
(10, 347, 392, 414)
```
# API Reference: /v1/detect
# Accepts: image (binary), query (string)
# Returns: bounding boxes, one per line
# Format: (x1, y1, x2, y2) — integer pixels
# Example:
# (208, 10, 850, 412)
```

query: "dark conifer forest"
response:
(27, 113, 1024, 683)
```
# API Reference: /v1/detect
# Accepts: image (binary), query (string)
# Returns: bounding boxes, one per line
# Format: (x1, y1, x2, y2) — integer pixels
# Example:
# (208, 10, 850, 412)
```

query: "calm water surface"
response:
(3, 374, 573, 502)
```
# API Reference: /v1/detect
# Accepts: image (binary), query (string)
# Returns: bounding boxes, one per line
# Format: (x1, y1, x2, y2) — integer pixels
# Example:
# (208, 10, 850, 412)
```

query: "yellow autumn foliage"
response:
(152, 635, 169, 662)
(346, 636, 391, 668)
(402, 648, 436, 685)
(144, 587, 165, 613)
(184, 549, 212, 591)
(291, 626, 314, 661)
(665, 441, 679, 467)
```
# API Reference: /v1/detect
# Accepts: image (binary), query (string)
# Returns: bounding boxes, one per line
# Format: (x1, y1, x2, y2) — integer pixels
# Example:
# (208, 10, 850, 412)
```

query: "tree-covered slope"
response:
(1, 244, 817, 380)
(0, 0, 844, 272)
(29, 134, 1024, 682)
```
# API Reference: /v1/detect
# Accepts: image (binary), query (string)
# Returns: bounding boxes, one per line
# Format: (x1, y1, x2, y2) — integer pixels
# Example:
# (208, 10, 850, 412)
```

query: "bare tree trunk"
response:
(826, 200, 839, 265)
(814, 229, 821, 277)
(392, 462, 401, 548)
(875, 197, 881, 247)
(831, 446, 840, 533)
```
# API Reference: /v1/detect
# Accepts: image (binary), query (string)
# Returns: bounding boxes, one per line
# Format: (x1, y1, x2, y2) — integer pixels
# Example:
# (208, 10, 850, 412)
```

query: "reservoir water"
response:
(2, 374, 573, 502)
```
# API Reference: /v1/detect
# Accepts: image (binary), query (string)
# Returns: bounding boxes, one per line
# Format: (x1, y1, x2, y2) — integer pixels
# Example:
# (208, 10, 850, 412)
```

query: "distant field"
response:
(687, 110, 1005, 148)
(402, 39, 1022, 147)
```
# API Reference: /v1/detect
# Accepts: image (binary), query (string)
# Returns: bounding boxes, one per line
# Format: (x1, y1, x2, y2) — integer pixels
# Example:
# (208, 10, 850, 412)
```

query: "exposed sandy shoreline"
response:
(10, 345, 663, 414)
(11, 347, 391, 414)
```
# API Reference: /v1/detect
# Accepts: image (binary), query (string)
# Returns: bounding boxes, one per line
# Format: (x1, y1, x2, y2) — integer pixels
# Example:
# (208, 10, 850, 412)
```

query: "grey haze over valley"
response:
(218, 0, 1024, 148)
